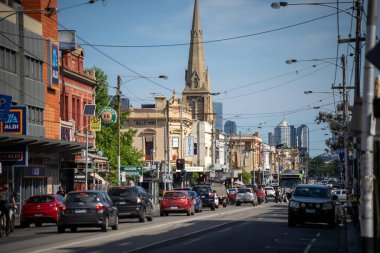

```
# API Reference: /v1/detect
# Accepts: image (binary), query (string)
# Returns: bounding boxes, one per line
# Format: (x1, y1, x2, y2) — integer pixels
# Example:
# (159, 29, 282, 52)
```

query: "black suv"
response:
(192, 185, 218, 211)
(108, 186, 154, 222)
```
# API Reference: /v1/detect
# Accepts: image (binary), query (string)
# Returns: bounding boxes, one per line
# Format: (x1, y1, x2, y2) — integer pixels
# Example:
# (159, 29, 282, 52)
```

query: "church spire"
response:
(184, 0, 209, 92)
(182, 0, 213, 123)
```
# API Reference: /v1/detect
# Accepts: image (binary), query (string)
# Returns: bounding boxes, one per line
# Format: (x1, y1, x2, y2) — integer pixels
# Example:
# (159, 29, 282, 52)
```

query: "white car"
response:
(236, 188, 257, 206)
(332, 189, 347, 202)
(265, 186, 275, 197)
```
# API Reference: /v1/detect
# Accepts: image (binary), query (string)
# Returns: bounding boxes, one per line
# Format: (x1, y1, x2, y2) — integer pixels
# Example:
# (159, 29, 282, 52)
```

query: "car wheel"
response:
(223, 201, 227, 208)
(211, 204, 216, 211)
(199, 208, 203, 212)
(112, 216, 119, 230)
(186, 209, 191, 216)
(139, 209, 146, 223)
(57, 225, 65, 233)
(70, 226, 77, 232)
(164, 212, 169, 216)
(288, 214, 296, 227)
(195, 209, 198, 213)
(160, 212, 164, 217)
(236, 202, 241, 206)
(35, 222, 42, 227)
(101, 216, 108, 232)
(147, 215, 153, 221)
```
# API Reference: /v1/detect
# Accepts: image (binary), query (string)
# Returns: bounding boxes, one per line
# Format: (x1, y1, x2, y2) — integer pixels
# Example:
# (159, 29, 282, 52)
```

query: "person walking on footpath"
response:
(56, 186, 65, 197)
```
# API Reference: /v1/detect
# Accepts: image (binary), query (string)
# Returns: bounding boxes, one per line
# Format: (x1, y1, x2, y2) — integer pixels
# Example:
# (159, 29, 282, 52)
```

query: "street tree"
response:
(90, 67, 143, 185)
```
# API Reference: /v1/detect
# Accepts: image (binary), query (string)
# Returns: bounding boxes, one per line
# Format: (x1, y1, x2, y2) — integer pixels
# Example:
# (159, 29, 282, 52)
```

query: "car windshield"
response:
(238, 188, 251, 193)
(187, 191, 198, 198)
(165, 192, 185, 198)
(228, 189, 237, 194)
(193, 187, 210, 194)
(293, 187, 330, 198)
(266, 187, 274, 191)
(66, 192, 100, 203)
(108, 187, 135, 197)
(27, 196, 54, 203)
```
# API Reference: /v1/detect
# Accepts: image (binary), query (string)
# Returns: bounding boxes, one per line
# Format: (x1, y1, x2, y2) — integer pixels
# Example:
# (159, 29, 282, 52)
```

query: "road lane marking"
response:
(29, 206, 260, 253)
(303, 232, 320, 253)
(218, 227, 231, 233)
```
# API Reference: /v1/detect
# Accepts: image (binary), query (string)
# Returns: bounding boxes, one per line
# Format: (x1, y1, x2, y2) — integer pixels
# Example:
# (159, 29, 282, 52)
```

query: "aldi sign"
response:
(0, 106, 26, 135)
(0, 145, 27, 166)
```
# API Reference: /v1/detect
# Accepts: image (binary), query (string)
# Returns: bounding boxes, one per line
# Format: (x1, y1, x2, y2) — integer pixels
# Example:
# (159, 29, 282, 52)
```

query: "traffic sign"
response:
(90, 118, 101, 132)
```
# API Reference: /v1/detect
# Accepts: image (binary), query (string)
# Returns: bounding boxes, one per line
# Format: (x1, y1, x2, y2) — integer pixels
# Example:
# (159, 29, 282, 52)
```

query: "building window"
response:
(0, 46, 16, 73)
(28, 106, 43, 126)
(194, 143, 198, 155)
(72, 96, 81, 131)
(172, 137, 179, 148)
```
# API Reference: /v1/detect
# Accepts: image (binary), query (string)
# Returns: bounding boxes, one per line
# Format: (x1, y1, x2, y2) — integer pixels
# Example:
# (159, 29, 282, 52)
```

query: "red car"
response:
(160, 190, 195, 216)
(21, 194, 65, 227)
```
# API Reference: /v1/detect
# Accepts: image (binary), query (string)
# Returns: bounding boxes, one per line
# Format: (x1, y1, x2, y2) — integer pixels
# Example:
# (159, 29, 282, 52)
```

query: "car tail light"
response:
(96, 204, 105, 210)
(59, 204, 67, 211)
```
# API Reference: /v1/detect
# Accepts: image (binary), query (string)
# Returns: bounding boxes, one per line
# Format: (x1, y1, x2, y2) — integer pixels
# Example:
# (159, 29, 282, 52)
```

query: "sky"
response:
(57, 0, 380, 157)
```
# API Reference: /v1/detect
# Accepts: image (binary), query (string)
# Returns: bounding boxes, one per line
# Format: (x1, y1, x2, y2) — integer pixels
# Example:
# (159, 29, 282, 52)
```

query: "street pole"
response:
(341, 55, 350, 192)
(117, 75, 121, 186)
(252, 135, 255, 186)
(166, 99, 170, 189)
(360, 0, 377, 251)
(180, 101, 183, 159)
(85, 130, 89, 190)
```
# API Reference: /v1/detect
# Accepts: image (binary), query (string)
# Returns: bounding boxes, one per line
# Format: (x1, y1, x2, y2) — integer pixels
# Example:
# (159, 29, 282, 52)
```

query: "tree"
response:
(90, 67, 143, 185)
(241, 169, 252, 185)
(307, 156, 337, 178)
(315, 102, 352, 151)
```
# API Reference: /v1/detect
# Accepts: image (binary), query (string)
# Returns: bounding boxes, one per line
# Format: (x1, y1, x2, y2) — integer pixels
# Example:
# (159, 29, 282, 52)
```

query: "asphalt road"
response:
(0, 202, 345, 253)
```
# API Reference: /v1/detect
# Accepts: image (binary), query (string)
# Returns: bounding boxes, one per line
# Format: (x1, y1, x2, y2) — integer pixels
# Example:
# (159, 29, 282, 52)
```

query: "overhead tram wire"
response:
(215, 64, 332, 101)
(1, 8, 350, 49)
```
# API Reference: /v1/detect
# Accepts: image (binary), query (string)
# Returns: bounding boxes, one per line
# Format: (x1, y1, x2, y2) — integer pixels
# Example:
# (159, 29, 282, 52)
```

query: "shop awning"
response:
(0, 133, 90, 154)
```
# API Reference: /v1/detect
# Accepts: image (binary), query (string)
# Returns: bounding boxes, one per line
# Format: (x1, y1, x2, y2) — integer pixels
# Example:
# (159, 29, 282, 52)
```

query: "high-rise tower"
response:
(182, 0, 213, 123)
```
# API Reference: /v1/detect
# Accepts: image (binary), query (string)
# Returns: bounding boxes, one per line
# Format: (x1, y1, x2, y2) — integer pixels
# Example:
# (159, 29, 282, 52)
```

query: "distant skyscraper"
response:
(268, 132, 275, 146)
(224, 120, 237, 134)
(290, 125, 297, 148)
(213, 102, 223, 131)
(274, 120, 291, 147)
(297, 124, 309, 155)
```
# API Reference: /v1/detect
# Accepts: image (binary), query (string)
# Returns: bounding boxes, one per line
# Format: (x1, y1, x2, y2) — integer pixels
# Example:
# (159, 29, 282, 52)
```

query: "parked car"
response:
(192, 185, 219, 210)
(21, 194, 65, 227)
(265, 186, 276, 197)
(331, 189, 347, 203)
(236, 188, 258, 206)
(211, 183, 228, 207)
(160, 190, 195, 216)
(288, 184, 340, 227)
(57, 190, 119, 233)
(186, 190, 203, 213)
(108, 186, 154, 222)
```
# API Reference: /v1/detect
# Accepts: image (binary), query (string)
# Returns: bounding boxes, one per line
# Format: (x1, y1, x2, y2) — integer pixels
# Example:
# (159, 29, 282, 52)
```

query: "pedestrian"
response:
(56, 186, 65, 197)
(0, 184, 16, 235)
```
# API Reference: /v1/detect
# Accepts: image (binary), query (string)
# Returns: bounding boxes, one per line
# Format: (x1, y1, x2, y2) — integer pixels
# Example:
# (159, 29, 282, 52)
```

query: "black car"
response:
(288, 184, 340, 227)
(58, 190, 119, 233)
(108, 186, 154, 222)
(192, 185, 218, 211)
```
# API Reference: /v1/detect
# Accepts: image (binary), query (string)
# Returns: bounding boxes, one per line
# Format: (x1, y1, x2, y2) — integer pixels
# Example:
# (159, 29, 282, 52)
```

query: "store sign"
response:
(0, 94, 11, 121)
(100, 107, 117, 126)
(0, 106, 26, 135)
(186, 136, 193, 157)
(51, 42, 59, 89)
(24, 166, 46, 178)
(90, 118, 101, 132)
(0, 145, 27, 166)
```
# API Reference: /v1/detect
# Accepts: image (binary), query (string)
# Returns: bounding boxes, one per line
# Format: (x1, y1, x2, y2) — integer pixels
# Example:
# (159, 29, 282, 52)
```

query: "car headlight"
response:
(289, 201, 299, 208)
(315, 203, 321, 208)
(322, 203, 333, 210)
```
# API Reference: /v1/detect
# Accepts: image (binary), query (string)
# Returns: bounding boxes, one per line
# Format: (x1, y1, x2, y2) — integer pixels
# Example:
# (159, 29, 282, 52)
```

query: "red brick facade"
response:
(23, 0, 60, 139)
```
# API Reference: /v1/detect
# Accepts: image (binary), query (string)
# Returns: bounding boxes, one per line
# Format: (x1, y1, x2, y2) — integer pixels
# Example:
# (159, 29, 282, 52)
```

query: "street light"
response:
(116, 75, 168, 186)
(271, 1, 355, 16)
(304, 90, 334, 94)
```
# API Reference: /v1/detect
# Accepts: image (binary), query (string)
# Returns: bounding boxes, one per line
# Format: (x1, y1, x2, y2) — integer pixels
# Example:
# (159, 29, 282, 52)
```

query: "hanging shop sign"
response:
(100, 107, 117, 126)
(90, 118, 101, 132)
(0, 106, 26, 135)
(51, 42, 59, 89)
(0, 145, 27, 166)
(24, 166, 46, 178)
(186, 136, 193, 157)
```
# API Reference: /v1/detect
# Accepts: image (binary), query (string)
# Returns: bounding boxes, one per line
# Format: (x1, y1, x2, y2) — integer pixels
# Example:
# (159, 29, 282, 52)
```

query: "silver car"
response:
(236, 188, 258, 206)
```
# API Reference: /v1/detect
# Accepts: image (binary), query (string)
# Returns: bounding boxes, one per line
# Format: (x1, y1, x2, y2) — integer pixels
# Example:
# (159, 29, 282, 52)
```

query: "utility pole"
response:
(180, 101, 183, 159)
(341, 55, 350, 192)
(117, 75, 121, 186)
(165, 100, 170, 189)
(354, 0, 362, 101)
(252, 135, 255, 186)
(17, 6, 25, 104)
(360, 0, 377, 251)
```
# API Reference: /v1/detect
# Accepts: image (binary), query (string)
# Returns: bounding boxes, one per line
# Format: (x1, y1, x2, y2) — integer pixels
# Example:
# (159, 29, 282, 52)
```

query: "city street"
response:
(2, 203, 345, 253)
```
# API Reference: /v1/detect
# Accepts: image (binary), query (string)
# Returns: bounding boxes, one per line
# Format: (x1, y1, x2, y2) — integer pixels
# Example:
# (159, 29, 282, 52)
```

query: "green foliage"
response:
(307, 156, 337, 178)
(242, 169, 252, 185)
(89, 67, 143, 185)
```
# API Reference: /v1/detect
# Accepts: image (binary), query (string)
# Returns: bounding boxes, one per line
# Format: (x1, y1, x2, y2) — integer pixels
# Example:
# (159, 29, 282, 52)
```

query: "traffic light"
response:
(176, 158, 185, 170)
